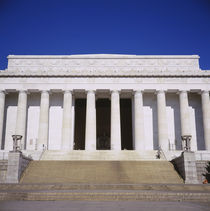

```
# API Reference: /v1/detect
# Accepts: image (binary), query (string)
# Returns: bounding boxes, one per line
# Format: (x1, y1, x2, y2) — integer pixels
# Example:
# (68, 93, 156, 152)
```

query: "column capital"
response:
(18, 90, 28, 94)
(62, 90, 73, 94)
(155, 90, 166, 95)
(40, 90, 50, 94)
(111, 90, 120, 94)
(134, 90, 143, 94)
(178, 90, 189, 94)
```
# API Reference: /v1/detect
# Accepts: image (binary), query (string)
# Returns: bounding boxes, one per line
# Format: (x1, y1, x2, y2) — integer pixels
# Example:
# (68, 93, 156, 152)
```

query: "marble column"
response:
(179, 91, 191, 136)
(15, 90, 27, 150)
(61, 91, 73, 150)
(157, 90, 168, 151)
(38, 91, 49, 150)
(111, 90, 121, 150)
(0, 91, 5, 149)
(85, 90, 96, 150)
(201, 90, 210, 150)
(134, 90, 145, 150)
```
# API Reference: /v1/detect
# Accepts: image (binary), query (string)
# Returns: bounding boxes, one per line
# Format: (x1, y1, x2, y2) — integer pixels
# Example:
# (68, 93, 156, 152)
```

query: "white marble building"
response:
(0, 54, 210, 160)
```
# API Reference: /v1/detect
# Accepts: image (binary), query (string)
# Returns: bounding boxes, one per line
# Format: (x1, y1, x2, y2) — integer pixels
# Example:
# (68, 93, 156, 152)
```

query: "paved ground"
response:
(0, 201, 210, 211)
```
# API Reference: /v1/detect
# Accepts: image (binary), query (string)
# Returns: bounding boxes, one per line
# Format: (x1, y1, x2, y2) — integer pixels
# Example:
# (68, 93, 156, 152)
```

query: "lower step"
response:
(0, 191, 210, 202)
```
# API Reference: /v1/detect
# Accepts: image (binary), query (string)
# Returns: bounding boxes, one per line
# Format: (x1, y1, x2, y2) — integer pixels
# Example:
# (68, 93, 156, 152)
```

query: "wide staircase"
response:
(20, 160, 183, 184)
(1, 160, 210, 201)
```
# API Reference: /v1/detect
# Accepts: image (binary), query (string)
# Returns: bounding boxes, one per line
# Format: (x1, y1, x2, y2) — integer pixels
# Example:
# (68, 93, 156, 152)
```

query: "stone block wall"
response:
(171, 152, 199, 184)
(0, 160, 8, 183)
(196, 161, 209, 183)
(6, 152, 32, 183)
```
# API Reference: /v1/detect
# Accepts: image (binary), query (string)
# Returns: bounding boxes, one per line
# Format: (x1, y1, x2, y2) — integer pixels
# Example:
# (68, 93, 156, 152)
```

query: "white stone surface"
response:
(61, 91, 73, 150)
(134, 91, 145, 150)
(48, 93, 62, 150)
(157, 90, 168, 151)
(6, 55, 201, 75)
(37, 91, 49, 150)
(4, 93, 17, 151)
(0, 91, 5, 149)
(26, 93, 40, 150)
(15, 91, 27, 149)
(179, 91, 191, 136)
(143, 94, 158, 150)
(41, 150, 162, 161)
(188, 93, 205, 151)
(0, 54, 209, 159)
(201, 91, 210, 150)
(85, 90, 96, 150)
(111, 91, 121, 150)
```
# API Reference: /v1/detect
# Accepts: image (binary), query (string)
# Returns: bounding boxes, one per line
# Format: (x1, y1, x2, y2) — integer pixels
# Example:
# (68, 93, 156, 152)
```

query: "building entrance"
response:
(96, 99, 111, 150)
(120, 99, 133, 150)
(74, 99, 86, 150)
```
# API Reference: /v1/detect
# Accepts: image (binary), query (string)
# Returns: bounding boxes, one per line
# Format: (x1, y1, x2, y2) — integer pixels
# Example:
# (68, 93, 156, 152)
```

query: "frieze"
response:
(1, 54, 209, 77)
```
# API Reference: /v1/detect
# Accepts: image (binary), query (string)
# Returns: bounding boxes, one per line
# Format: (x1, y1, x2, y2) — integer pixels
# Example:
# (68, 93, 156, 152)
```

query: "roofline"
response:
(7, 54, 200, 59)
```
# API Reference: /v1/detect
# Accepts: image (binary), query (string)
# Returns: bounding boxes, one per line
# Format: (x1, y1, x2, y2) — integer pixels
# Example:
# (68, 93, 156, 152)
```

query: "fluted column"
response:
(15, 90, 27, 150)
(0, 91, 5, 149)
(61, 91, 73, 150)
(85, 90, 96, 150)
(179, 90, 191, 136)
(134, 90, 145, 150)
(201, 90, 210, 150)
(111, 90, 121, 150)
(38, 91, 49, 150)
(157, 90, 168, 151)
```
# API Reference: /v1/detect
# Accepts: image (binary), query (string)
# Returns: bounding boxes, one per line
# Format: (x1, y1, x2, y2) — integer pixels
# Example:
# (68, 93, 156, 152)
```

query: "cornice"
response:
(7, 54, 200, 59)
(0, 69, 209, 78)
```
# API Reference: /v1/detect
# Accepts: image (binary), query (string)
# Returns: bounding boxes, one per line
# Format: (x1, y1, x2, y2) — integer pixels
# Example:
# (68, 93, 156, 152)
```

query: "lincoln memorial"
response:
(0, 54, 209, 164)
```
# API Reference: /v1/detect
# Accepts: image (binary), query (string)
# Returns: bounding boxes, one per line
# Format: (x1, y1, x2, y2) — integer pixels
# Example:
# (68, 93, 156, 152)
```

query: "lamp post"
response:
(181, 135, 192, 151)
(11, 135, 22, 152)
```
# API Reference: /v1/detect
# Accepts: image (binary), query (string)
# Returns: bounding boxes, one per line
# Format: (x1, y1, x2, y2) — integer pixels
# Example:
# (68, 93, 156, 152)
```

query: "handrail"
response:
(157, 146, 167, 160)
(39, 147, 46, 161)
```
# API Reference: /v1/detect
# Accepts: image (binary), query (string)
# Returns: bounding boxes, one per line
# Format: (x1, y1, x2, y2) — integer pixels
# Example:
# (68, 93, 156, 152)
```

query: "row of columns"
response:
(0, 90, 210, 151)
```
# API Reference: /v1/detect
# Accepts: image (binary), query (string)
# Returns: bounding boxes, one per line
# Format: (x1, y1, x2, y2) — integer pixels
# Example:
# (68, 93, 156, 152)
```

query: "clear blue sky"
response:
(0, 0, 210, 69)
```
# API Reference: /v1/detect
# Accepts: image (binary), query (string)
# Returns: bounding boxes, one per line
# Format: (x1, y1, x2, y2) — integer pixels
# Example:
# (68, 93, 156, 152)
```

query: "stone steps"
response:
(1, 183, 210, 202)
(41, 150, 164, 160)
(0, 183, 210, 192)
(0, 189, 210, 202)
(20, 160, 183, 184)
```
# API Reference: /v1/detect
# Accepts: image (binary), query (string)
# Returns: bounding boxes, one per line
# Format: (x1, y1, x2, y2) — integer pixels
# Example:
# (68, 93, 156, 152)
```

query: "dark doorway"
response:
(74, 99, 86, 150)
(120, 99, 133, 150)
(96, 99, 111, 150)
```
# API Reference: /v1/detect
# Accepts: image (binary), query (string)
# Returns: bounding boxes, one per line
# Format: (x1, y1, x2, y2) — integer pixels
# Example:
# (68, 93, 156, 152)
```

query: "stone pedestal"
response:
(6, 152, 22, 183)
(172, 151, 199, 184)
(182, 151, 199, 184)
(6, 151, 31, 183)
